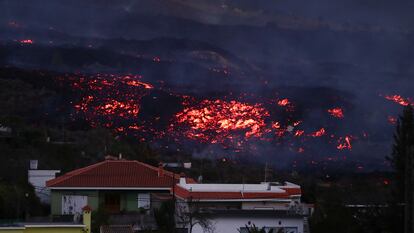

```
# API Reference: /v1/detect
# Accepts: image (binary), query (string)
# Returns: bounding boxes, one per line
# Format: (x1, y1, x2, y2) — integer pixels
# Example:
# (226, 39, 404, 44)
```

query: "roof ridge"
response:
(133, 160, 177, 179)
(46, 159, 181, 188)
(47, 160, 108, 187)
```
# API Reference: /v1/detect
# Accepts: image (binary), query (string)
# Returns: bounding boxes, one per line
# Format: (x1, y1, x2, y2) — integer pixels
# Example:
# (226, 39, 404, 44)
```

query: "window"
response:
(62, 195, 87, 215)
(137, 193, 150, 209)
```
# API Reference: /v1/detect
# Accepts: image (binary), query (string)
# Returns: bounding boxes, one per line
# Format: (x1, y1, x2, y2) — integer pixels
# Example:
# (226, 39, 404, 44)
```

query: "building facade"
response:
(46, 158, 190, 230)
(174, 177, 312, 233)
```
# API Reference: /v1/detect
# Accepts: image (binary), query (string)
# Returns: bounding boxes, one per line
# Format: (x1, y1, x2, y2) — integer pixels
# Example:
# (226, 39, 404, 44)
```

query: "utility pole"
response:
(264, 163, 273, 182)
(171, 171, 176, 233)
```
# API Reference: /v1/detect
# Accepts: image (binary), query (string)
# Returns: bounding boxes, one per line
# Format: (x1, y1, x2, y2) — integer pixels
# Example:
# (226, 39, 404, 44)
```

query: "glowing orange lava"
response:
(337, 136, 352, 150)
(384, 95, 412, 106)
(172, 99, 270, 144)
(277, 98, 290, 106)
(69, 74, 153, 130)
(310, 128, 326, 137)
(328, 108, 344, 118)
(387, 116, 397, 125)
(20, 39, 33, 44)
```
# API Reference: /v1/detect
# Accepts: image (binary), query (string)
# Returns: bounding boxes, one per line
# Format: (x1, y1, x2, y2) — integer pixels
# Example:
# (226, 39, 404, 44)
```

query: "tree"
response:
(175, 198, 215, 233)
(388, 105, 414, 233)
(91, 205, 110, 233)
(154, 200, 176, 233)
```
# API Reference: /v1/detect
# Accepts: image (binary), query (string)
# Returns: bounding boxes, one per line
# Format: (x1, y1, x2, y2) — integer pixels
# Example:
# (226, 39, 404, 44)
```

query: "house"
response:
(46, 158, 312, 233)
(46, 157, 189, 230)
(27, 160, 60, 203)
(174, 176, 312, 233)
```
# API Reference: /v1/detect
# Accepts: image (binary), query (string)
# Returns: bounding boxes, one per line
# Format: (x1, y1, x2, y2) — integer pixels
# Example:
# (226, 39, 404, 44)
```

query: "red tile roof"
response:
(174, 185, 301, 200)
(46, 160, 182, 188)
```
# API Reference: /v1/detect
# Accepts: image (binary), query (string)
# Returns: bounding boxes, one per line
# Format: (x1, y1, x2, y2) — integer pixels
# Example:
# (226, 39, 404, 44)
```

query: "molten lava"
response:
(337, 136, 352, 150)
(309, 128, 326, 137)
(171, 99, 270, 144)
(384, 95, 412, 106)
(387, 116, 397, 125)
(277, 98, 290, 106)
(20, 39, 33, 44)
(69, 74, 153, 130)
(328, 108, 344, 118)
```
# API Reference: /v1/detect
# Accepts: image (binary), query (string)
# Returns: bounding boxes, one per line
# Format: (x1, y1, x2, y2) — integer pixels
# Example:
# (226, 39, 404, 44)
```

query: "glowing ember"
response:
(387, 116, 397, 125)
(328, 108, 344, 118)
(271, 121, 281, 129)
(294, 130, 305, 137)
(309, 128, 326, 137)
(384, 95, 412, 106)
(98, 99, 139, 117)
(20, 39, 33, 44)
(337, 136, 352, 150)
(172, 99, 270, 144)
(124, 80, 153, 89)
(277, 98, 290, 106)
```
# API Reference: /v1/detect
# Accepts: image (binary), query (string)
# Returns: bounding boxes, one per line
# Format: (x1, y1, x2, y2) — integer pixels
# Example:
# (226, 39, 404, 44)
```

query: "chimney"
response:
(29, 160, 38, 170)
(105, 155, 118, 160)
(158, 163, 164, 177)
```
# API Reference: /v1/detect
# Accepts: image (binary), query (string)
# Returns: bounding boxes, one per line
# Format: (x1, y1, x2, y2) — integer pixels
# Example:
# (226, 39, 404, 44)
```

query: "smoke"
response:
(0, 0, 412, 170)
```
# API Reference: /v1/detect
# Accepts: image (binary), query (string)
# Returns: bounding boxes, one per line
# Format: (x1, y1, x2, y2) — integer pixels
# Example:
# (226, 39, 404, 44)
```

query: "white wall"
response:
(28, 170, 60, 203)
(192, 215, 304, 233)
(242, 202, 290, 210)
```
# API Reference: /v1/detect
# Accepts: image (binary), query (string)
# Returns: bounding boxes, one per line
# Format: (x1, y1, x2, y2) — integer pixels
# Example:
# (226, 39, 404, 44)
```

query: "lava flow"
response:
(61, 72, 365, 156)
(337, 136, 352, 150)
(20, 39, 34, 44)
(384, 95, 412, 106)
(328, 108, 344, 118)
(67, 74, 153, 131)
(170, 99, 270, 145)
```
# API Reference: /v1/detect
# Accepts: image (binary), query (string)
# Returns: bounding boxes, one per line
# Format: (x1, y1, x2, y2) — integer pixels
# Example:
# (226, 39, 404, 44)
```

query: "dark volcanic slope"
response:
(0, 1, 412, 171)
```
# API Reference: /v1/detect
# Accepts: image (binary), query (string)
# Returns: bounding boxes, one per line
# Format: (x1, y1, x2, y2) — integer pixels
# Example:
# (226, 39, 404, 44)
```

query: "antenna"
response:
(241, 176, 245, 198)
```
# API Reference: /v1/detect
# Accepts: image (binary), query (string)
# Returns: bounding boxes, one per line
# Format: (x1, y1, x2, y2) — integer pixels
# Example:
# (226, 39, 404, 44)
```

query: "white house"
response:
(174, 176, 312, 233)
(27, 160, 60, 203)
